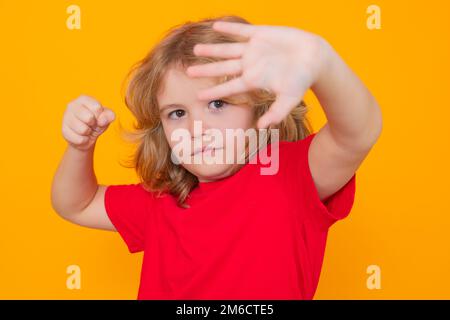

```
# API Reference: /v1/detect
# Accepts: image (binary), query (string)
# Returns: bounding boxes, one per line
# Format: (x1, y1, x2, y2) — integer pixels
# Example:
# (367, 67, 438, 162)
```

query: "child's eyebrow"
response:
(160, 103, 184, 113)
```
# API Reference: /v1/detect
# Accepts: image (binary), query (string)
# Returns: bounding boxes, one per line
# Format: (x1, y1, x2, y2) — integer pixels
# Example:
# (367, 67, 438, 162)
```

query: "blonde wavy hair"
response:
(118, 15, 313, 208)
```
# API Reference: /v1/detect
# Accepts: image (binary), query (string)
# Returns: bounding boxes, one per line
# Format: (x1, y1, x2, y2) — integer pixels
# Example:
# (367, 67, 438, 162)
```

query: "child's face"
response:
(158, 66, 256, 183)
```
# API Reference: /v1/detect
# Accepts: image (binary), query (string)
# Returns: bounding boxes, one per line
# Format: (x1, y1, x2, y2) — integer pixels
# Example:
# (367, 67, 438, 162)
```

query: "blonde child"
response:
(51, 15, 382, 299)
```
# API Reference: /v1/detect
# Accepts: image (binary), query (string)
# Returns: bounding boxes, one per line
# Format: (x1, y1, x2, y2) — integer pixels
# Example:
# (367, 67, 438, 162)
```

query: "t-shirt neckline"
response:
(194, 141, 274, 194)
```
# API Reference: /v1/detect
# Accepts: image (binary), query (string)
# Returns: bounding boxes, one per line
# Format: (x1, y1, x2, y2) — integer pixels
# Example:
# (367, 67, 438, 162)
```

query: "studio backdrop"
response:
(0, 0, 449, 299)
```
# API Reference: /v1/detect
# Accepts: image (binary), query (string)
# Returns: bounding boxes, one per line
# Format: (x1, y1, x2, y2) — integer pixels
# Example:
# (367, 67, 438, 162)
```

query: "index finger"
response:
(197, 77, 248, 101)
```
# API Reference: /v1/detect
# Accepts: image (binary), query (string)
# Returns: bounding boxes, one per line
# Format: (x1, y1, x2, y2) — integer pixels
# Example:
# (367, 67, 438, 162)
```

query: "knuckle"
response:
(61, 125, 68, 138)
(92, 101, 103, 113)
(67, 101, 76, 111)
(85, 112, 96, 125)
(80, 94, 102, 113)
(61, 113, 68, 125)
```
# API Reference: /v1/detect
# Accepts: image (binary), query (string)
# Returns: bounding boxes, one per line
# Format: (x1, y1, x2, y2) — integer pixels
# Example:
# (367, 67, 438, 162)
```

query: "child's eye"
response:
(168, 109, 186, 120)
(208, 99, 228, 111)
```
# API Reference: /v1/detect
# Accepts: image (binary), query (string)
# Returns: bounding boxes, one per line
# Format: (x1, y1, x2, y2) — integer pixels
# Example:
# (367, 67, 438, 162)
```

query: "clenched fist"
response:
(62, 95, 115, 151)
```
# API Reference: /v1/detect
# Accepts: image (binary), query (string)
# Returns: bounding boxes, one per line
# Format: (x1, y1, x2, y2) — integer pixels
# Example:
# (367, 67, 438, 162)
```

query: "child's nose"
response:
(188, 116, 212, 141)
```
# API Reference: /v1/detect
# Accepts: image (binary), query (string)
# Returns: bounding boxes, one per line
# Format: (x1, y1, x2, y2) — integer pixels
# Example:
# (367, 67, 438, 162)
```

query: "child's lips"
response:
(191, 146, 223, 156)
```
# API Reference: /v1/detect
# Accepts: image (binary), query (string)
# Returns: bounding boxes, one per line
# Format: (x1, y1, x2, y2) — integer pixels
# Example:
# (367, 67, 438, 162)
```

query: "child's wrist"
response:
(311, 37, 337, 91)
(67, 141, 96, 155)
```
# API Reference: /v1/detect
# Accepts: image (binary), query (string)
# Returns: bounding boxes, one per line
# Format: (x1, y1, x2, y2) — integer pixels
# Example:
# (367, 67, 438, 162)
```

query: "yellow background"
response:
(1, 0, 449, 299)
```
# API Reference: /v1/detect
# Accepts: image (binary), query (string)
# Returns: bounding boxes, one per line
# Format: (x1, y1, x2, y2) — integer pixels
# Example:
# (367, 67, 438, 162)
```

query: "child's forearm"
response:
(51, 143, 99, 218)
(311, 39, 383, 152)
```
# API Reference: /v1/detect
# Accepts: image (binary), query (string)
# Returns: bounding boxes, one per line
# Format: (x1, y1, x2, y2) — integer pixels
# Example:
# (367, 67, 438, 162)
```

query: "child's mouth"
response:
(191, 146, 223, 157)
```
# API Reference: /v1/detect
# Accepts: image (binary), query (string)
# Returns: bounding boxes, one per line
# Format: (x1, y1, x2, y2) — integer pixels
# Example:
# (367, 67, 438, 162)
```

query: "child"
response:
(51, 15, 382, 300)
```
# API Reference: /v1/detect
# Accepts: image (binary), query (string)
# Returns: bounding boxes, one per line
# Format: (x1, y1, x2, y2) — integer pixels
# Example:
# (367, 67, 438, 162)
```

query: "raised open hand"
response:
(186, 20, 331, 129)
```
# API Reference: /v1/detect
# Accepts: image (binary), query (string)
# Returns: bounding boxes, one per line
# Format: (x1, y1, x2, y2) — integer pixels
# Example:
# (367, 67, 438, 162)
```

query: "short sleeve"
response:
(284, 133, 356, 230)
(104, 183, 154, 253)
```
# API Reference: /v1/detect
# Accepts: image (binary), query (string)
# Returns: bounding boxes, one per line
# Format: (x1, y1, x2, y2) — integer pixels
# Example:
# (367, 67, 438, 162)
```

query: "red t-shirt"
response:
(104, 132, 356, 300)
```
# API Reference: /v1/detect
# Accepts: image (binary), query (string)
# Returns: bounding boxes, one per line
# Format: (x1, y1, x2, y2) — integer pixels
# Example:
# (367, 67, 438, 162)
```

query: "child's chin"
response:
(184, 163, 239, 181)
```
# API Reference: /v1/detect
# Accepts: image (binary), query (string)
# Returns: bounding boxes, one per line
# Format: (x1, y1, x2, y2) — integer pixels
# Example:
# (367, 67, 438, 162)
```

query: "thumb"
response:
(256, 94, 300, 129)
(97, 108, 116, 128)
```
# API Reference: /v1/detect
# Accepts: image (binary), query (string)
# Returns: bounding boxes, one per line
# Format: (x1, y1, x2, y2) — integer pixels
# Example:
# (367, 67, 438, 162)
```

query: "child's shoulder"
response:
(271, 133, 317, 158)
(107, 182, 167, 202)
